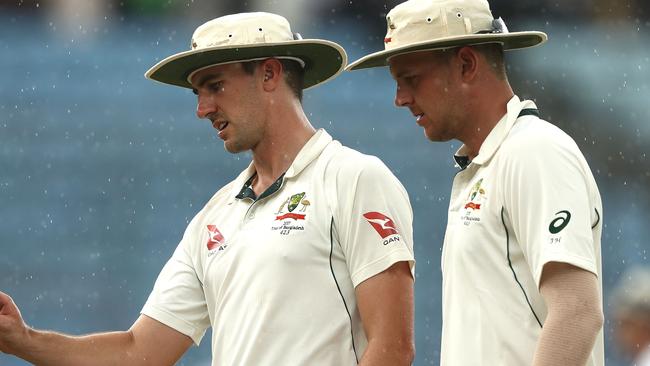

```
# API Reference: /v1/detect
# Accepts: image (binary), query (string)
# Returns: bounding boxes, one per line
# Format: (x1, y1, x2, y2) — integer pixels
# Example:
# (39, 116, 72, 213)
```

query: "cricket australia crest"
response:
(461, 178, 487, 226)
(272, 192, 311, 235)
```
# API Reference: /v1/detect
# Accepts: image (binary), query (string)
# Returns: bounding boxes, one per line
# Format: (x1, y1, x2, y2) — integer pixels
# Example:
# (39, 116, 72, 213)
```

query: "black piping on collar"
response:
(235, 173, 285, 201)
(454, 108, 540, 170)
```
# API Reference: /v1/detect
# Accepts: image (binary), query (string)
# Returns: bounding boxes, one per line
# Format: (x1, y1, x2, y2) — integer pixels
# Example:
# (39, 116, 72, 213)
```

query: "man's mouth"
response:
(415, 113, 424, 122)
(213, 121, 229, 131)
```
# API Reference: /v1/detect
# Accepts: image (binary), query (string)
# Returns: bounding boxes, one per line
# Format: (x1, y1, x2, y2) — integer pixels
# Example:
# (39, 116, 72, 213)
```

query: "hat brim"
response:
(146, 39, 347, 90)
(346, 31, 547, 71)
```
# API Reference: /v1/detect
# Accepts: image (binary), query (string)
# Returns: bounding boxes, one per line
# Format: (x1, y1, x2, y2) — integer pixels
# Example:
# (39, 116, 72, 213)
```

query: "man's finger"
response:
(0, 292, 16, 315)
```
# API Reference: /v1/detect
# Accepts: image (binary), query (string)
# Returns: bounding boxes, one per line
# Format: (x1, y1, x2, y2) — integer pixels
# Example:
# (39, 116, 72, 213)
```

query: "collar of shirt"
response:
(228, 128, 333, 199)
(453, 95, 537, 169)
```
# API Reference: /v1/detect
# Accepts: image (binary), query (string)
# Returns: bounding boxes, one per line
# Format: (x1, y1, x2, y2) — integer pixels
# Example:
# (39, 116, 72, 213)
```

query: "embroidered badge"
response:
(461, 178, 487, 226)
(272, 192, 311, 235)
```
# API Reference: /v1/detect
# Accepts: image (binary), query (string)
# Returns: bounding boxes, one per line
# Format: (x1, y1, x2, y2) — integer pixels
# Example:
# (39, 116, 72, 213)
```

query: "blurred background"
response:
(1, 0, 649, 365)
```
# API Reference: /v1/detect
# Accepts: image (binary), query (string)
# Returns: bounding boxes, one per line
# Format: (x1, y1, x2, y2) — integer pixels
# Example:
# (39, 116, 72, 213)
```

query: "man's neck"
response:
(461, 89, 514, 160)
(250, 104, 315, 196)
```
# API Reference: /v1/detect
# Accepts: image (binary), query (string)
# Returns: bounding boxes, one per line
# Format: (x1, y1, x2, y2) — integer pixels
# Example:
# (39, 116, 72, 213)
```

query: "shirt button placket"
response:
(245, 202, 256, 221)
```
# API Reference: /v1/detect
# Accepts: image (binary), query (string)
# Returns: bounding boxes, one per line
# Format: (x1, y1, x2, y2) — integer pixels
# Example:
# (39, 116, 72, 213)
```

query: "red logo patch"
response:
(275, 213, 306, 221)
(206, 225, 225, 250)
(363, 212, 398, 239)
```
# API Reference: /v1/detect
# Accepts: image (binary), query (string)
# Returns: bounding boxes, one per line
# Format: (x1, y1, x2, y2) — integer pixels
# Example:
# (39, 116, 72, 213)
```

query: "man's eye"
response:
(209, 82, 223, 92)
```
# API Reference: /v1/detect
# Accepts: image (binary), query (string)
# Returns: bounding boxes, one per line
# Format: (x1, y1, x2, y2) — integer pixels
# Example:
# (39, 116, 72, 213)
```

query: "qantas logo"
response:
(206, 225, 226, 251)
(363, 212, 398, 239)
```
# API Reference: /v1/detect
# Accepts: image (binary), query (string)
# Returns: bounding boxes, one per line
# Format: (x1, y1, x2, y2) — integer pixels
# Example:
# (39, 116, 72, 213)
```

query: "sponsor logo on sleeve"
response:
(549, 210, 571, 234)
(363, 212, 401, 245)
(548, 210, 571, 244)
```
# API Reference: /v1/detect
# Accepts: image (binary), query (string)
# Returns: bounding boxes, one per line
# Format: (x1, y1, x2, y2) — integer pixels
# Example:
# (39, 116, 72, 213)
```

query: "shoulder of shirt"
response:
(323, 142, 392, 177)
(501, 116, 581, 156)
(195, 179, 239, 215)
(174, 180, 240, 253)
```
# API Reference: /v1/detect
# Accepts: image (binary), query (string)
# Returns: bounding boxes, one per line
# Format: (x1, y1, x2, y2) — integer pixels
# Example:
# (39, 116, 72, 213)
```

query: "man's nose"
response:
(196, 94, 217, 119)
(394, 86, 413, 107)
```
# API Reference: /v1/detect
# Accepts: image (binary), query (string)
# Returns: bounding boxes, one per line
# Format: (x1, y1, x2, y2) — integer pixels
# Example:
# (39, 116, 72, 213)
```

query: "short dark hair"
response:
(241, 59, 305, 102)
(434, 43, 507, 80)
(473, 43, 507, 80)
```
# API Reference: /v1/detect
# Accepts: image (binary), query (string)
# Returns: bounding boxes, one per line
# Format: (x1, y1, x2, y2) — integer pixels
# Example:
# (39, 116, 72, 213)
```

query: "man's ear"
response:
(456, 46, 479, 82)
(260, 58, 283, 91)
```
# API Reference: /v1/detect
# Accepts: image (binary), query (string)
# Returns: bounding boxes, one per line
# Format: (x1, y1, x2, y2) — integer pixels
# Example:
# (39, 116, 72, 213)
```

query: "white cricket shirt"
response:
(142, 129, 414, 365)
(440, 96, 604, 365)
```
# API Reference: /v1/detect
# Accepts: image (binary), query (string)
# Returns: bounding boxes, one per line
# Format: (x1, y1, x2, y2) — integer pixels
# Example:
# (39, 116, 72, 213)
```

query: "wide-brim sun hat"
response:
(145, 12, 347, 90)
(346, 0, 547, 71)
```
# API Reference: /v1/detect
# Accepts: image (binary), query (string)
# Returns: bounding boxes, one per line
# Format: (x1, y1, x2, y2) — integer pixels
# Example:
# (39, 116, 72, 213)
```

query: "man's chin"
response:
(224, 140, 248, 154)
(424, 130, 441, 142)
(424, 128, 452, 143)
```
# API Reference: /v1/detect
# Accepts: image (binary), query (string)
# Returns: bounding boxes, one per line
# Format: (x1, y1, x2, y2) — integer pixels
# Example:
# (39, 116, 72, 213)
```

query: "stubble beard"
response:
(223, 118, 265, 154)
(424, 119, 453, 142)
(224, 83, 266, 154)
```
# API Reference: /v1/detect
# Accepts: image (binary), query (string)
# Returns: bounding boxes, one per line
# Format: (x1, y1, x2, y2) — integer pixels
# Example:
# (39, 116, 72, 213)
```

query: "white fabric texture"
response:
(440, 95, 604, 365)
(141, 129, 414, 365)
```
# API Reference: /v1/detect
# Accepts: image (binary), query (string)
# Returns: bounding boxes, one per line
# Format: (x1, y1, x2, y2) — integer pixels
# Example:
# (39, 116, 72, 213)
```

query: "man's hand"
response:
(0, 291, 29, 356)
(0, 290, 192, 365)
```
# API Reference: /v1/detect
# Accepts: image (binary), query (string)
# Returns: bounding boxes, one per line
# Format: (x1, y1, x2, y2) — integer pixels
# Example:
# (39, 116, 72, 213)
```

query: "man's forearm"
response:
(532, 306, 602, 366)
(12, 328, 139, 366)
(534, 263, 604, 366)
(355, 261, 415, 366)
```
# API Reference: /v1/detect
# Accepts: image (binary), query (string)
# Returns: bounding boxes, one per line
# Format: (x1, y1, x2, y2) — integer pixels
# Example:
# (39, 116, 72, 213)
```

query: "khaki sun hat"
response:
(346, 0, 547, 70)
(145, 12, 347, 90)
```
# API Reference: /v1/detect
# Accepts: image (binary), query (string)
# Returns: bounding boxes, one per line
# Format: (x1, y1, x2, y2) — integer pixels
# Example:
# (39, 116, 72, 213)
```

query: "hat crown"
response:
(145, 11, 348, 90)
(190, 12, 294, 50)
(384, 0, 494, 50)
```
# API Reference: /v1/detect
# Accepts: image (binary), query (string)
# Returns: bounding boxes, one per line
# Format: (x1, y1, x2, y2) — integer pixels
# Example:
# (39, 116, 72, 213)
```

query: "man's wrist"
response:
(11, 325, 39, 358)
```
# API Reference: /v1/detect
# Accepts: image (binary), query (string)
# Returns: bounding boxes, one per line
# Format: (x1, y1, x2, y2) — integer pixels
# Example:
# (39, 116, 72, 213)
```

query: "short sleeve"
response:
(330, 154, 415, 288)
(141, 230, 211, 345)
(501, 129, 600, 287)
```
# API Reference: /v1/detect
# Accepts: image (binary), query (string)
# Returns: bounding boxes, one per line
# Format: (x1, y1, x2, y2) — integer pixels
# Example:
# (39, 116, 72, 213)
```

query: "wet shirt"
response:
(440, 96, 604, 365)
(141, 129, 415, 365)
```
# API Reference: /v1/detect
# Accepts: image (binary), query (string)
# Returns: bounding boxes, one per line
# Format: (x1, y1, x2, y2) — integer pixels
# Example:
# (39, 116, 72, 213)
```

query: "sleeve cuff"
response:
(534, 252, 598, 289)
(350, 248, 415, 288)
(141, 305, 207, 346)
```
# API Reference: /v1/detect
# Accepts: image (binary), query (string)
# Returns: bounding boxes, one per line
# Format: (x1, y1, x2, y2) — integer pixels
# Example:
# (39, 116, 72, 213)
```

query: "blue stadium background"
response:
(1, 1, 649, 365)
